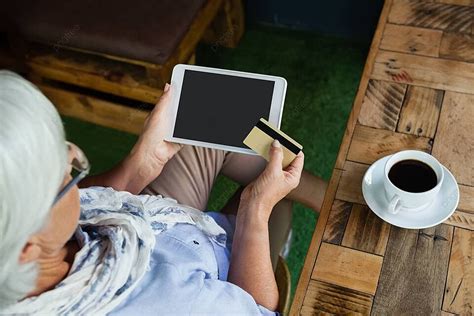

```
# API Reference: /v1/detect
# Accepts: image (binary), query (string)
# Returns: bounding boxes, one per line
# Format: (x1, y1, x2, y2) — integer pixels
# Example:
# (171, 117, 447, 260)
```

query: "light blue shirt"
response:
(109, 212, 277, 315)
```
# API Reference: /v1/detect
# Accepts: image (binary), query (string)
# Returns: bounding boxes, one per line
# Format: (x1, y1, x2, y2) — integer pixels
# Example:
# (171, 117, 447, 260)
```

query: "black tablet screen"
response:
(173, 70, 275, 148)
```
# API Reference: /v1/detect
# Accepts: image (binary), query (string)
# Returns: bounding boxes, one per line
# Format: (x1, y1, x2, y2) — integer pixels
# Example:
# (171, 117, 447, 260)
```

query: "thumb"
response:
(267, 140, 283, 171)
(158, 83, 171, 101)
(153, 83, 172, 113)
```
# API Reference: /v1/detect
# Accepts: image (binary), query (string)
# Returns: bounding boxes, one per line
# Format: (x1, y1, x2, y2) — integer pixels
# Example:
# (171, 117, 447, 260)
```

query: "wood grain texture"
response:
(202, 0, 245, 48)
(432, 92, 474, 186)
(347, 124, 432, 164)
(380, 23, 442, 57)
(372, 224, 454, 315)
(58, 43, 160, 70)
(436, 0, 474, 6)
(459, 184, 474, 214)
(397, 86, 443, 138)
(372, 50, 474, 94)
(443, 228, 473, 315)
(152, 0, 224, 86)
(389, 0, 474, 34)
(336, 161, 368, 205)
(301, 280, 373, 315)
(290, 169, 344, 314)
(301, 309, 331, 315)
(312, 242, 383, 295)
(440, 311, 457, 316)
(341, 204, 391, 256)
(358, 79, 407, 130)
(294, 0, 474, 314)
(445, 211, 474, 230)
(28, 46, 163, 104)
(36, 83, 148, 135)
(440, 32, 474, 63)
(322, 200, 352, 245)
(167, 0, 223, 64)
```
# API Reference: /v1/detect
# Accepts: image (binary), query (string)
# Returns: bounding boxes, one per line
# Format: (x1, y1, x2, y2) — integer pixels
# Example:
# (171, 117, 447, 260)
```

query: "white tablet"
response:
(166, 64, 287, 155)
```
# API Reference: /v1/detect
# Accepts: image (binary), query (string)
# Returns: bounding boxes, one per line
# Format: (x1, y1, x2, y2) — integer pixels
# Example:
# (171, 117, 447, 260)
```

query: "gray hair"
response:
(0, 70, 67, 306)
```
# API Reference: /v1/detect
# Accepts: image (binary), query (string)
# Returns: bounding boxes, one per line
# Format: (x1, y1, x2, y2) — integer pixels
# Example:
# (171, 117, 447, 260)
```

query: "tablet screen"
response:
(173, 70, 275, 149)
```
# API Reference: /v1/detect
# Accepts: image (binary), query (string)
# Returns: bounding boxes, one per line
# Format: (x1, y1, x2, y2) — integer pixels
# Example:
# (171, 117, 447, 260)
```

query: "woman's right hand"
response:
(230, 141, 304, 309)
(240, 140, 304, 221)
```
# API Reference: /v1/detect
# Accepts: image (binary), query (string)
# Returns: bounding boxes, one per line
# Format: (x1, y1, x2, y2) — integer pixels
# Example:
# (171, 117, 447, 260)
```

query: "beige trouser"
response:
(142, 145, 292, 269)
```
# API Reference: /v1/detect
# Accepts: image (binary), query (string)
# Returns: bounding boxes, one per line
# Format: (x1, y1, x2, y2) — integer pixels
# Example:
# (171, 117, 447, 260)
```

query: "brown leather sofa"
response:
(0, 0, 244, 134)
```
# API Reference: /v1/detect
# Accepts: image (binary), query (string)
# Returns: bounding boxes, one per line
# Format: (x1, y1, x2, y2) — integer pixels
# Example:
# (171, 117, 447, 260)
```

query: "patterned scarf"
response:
(2, 187, 226, 315)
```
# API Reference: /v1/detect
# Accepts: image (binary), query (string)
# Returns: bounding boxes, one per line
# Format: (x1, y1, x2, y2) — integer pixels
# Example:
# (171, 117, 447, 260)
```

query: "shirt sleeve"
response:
(192, 277, 278, 316)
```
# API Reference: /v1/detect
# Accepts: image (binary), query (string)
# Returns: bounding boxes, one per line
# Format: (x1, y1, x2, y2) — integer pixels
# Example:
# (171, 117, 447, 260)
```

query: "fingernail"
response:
(164, 83, 170, 92)
(272, 139, 280, 148)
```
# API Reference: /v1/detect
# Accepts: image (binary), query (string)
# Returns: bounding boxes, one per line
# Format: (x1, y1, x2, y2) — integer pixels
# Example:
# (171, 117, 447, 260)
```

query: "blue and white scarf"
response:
(3, 187, 227, 315)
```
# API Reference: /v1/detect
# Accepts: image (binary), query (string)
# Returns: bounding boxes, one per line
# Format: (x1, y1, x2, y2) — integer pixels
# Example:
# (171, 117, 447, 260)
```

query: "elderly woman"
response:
(0, 70, 325, 314)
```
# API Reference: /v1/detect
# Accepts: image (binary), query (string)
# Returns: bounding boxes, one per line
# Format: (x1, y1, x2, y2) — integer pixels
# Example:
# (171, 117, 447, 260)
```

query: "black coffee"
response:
(388, 159, 437, 193)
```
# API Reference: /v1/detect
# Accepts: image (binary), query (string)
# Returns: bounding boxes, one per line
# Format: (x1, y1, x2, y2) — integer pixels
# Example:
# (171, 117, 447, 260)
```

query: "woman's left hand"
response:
(130, 83, 183, 176)
(78, 84, 182, 194)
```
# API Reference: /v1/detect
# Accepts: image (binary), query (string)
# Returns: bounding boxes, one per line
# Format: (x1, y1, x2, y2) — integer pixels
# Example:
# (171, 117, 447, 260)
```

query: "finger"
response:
(285, 151, 304, 177)
(267, 139, 284, 171)
(157, 83, 171, 100)
(153, 83, 172, 112)
(171, 141, 184, 151)
(164, 140, 183, 150)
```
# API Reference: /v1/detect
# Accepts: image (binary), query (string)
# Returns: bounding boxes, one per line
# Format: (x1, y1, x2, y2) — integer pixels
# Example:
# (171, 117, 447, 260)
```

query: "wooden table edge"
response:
(289, 0, 394, 314)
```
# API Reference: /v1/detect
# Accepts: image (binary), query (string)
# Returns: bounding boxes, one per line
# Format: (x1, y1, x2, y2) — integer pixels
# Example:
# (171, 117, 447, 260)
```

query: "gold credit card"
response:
(243, 118, 303, 168)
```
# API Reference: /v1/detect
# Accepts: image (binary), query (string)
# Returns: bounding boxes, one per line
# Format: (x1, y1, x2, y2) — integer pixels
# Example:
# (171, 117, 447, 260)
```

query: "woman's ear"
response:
(19, 238, 41, 264)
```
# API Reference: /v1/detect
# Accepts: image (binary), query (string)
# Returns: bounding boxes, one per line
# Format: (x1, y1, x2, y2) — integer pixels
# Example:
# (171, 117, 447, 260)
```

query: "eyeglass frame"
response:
(52, 141, 91, 206)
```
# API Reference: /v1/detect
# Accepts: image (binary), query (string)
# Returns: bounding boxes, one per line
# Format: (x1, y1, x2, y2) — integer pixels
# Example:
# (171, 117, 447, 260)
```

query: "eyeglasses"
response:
(52, 142, 90, 206)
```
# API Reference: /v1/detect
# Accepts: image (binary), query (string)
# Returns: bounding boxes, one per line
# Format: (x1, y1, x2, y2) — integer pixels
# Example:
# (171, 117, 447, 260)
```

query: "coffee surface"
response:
(388, 159, 437, 193)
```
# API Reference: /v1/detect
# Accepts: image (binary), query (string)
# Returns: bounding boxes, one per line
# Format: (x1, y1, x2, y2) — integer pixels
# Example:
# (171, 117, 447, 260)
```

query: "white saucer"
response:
(362, 155, 459, 229)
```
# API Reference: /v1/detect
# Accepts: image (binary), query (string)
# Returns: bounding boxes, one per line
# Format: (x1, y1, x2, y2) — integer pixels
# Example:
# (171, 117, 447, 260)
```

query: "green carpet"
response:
(62, 25, 367, 301)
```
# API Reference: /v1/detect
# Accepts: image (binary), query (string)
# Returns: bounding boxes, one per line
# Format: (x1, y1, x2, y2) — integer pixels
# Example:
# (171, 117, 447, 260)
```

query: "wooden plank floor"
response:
(291, 0, 474, 315)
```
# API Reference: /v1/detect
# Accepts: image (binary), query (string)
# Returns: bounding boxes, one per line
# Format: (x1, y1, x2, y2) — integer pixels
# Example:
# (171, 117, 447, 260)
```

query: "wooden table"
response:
(291, 0, 474, 315)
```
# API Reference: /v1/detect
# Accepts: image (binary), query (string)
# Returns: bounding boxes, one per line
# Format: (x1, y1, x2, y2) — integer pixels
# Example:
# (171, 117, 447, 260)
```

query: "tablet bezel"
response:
(165, 64, 287, 155)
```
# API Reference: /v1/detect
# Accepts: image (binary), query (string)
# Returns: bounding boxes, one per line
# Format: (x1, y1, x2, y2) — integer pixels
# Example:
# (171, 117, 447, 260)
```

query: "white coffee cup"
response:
(383, 150, 444, 214)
